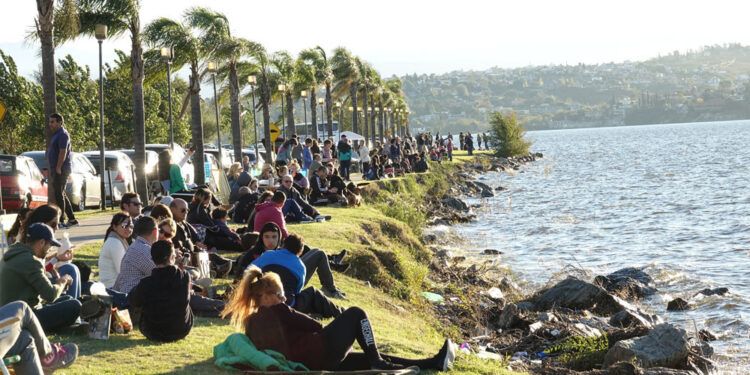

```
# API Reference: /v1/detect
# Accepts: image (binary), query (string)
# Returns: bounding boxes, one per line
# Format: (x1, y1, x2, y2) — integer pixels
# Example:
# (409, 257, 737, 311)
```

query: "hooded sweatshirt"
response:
(230, 171, 253, 203)
(0, 242, 65, 308)
(253, 201, 288, 239)
(127, 265, 193, 342)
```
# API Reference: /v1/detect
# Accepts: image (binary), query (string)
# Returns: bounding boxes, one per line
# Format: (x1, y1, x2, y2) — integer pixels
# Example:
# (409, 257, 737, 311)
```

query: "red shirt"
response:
(253, 201, 288, 239)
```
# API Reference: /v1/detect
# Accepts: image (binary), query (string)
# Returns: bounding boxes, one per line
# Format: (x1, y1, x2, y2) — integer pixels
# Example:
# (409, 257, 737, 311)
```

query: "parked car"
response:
(145, 144, 194, 185)
(0, 155, 48, 211)
(21, 151, 103, 211)
(204, 147, 234, 170)
(82, 151, 136, 203)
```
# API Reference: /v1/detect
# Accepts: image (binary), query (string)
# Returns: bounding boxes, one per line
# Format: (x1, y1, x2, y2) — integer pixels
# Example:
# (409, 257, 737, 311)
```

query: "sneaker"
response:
(322, 287, 347, 300)
(437, 339, 456, 371)
(58, 222, 69, 229)
(80, 298, 106, 320)
(314, 215, 326, 222)
(300, 216, 315, 223)
(324, 215, 332, 221)
(331, 249, 348, 265)
(213, 261, 233, 279)
(330, 262, 350, 273)
(42, 343, 78, 371)
(66, 219, 80, 227)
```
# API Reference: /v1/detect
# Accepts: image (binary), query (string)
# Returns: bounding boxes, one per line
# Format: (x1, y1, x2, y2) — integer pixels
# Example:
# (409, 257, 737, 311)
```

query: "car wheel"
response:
(74, 187, 85, 211)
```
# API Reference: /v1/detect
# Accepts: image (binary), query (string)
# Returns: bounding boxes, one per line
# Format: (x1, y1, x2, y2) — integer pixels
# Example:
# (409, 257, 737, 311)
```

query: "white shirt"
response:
(359, 145, 371, 163)
(98, 234, 128, 288)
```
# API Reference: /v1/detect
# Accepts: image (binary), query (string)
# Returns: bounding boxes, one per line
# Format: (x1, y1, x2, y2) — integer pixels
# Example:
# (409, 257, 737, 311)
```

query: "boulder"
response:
(666, 298, 690, 311)
(531, 277, 629, 315)
(441, 196, 469, 212)
(473, 181, 493, 191)
(698, 329, 717, 342)
(496, 303, 530, 329)
(603, 323, 690, 369)
(595, 267, 657, 300)
(495, 186, 507, 191)
(609, 309, 661, 330)
(481, 189, 495, 198)
(482, 249, 503, 255)
(697, 287, 728, 297)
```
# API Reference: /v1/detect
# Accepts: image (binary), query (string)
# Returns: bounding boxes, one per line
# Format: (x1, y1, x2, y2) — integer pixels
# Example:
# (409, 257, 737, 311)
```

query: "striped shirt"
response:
(113, 237, 155, 293)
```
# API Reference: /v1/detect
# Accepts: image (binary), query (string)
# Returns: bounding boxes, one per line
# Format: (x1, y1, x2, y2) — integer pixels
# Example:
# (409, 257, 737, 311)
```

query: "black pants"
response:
(300, 248, 335, 291)
(320, 307, 438, 371)
(339, 160, 351, 180)
(293, 287, 342, 319)
(51, 170, 75, 222)
(205, 232, 243, 252)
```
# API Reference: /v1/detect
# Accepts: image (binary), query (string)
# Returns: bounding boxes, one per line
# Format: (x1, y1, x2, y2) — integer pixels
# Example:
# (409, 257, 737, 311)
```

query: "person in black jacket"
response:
(128, 240, 193, 342)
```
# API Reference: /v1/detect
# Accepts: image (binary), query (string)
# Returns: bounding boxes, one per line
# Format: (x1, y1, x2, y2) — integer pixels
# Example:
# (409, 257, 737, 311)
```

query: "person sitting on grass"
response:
(288, 160, 309, 192)
(253, 191, 312, 239)
(309, 154, 323, 177)
(120, 192, 143, 222)
(98, 213, 133, 289)
(251, 234, 342, 318)
(188, 188, 242, 252)
(0, 223, 81, 332)
(168, 199, 232, 279)
(128, 240, 193, 343)
(278, 175, 330, 222)
(310, 166, 343, 206)
(0, 301, 79, 373)
(148, 204, 172, 221)
(232, 186, 259, 224)
(413, 152, 429, 173)
(229, 167, 253, 204)
(212, 208, 241, 248)
(222, 266, 455, 371)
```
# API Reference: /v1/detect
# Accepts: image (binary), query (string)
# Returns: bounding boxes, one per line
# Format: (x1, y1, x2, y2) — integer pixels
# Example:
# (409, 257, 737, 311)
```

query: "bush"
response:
(489, 111, 532, 157)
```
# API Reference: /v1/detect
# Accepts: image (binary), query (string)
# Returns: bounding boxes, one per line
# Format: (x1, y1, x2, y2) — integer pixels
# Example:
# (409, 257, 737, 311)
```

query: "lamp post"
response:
(384, 107, 390, 138)
(160, 47, 174, 148)
(300, 90, 308, 139)
(207, 61, 222, 168)
(318, 98, 325, 135)
(95, 24, 107, 210)
(278, 84, 286, 139)
(248, 75, 259, 162)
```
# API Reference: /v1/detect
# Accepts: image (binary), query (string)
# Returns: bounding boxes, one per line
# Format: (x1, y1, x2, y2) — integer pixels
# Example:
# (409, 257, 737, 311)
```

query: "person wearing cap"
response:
(0, 223, 82, 332)
(127, 240, 193, 342)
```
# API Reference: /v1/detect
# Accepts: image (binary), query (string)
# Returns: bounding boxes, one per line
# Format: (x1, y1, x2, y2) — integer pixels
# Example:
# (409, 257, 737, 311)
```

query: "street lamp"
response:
(160, 47, 174, 148)
(207, 61, 222, 168)
(318, 98, 324, 134)
(300, 90, 308, 139)
(278, 84, 286, 139)
(95, 24, 107, 210)
(248, 75, 259, 162)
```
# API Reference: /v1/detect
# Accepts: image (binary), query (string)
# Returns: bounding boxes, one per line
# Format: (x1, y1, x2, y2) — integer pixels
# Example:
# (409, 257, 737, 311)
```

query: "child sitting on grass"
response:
(128, 240, 193, 342)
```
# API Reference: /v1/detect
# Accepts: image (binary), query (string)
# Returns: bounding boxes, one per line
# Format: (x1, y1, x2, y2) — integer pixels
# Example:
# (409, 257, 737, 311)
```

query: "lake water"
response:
(452, 120, 750, 373)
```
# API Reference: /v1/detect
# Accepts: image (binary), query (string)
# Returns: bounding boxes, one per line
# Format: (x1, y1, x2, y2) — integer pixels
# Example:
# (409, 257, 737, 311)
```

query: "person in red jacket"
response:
(222, 266, 455, 372)
(253, 192, 289, 238)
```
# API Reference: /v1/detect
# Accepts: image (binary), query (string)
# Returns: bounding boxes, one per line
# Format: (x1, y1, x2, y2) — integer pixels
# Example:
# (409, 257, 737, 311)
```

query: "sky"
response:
(3, 0, 750, 80)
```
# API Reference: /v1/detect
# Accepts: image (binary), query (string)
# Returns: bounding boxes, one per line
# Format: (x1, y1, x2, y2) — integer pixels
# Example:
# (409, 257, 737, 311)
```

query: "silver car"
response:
(82, 151, 136, 203)
(21, 151, 103, 211)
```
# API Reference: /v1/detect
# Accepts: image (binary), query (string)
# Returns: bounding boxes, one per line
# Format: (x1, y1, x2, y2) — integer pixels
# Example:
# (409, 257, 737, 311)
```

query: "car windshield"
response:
(0, 158, 14, 175)
(86, 156, 120, 173)
(24, 154, 48, 170)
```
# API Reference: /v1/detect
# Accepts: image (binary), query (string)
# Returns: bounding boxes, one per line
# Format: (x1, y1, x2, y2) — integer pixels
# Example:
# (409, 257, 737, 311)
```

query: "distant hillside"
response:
(403, 44, 750, 133)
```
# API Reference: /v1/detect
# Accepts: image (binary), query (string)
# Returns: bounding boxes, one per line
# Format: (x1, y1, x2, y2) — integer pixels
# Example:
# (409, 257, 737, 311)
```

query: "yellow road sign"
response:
(269, 123, 280, 142)
(0, 101, 6, 122)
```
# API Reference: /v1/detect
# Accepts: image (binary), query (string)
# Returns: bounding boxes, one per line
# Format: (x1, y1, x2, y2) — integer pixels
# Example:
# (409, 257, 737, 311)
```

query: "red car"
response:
(0, 155, 48, 211)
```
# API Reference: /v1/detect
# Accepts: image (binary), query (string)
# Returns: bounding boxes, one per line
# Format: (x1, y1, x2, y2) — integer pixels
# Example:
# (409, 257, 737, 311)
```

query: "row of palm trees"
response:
(33, 1, 409, 200)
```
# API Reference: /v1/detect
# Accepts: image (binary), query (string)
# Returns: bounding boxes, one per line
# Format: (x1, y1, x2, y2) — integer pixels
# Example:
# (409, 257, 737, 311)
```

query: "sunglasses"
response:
(282, 180, 292, 184)
(128, 201, 143, 206)
(120, 221, 134, 229)
(161, 230, 174, 239)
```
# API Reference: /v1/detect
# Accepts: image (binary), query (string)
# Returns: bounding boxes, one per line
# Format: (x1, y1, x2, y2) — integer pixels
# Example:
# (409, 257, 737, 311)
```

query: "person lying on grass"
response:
(128, 240, 193, 343)
(250, 234, 347, 318)
(235, 223, 347, 298)
(221, 266, 456, 371)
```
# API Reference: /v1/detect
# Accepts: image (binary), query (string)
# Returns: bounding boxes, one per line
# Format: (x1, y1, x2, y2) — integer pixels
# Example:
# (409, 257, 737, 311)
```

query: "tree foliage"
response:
(489, 111, 531, 157)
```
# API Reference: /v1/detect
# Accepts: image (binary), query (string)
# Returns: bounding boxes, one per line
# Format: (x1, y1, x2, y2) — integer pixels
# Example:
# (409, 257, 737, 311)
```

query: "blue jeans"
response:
(56, 263, 81, 300)
(33, 295, 81, 332)
(339, 160, 351, 180)
(283, 199, 310, 222)
(0, 301, 52, 375)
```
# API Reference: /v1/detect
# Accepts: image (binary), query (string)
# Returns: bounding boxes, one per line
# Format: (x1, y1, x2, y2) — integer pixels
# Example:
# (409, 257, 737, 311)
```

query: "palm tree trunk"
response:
(37, 0, 56, 202)
(362, 86, 369, 141)
(189, 65, 206, 184)
(378, 102, 384, 142)
(229, 62, 242, 161)
(350, 84, 358, 134)
(325, 81, 333, 137)
(370, 96, 377, 144)
(130, 24, 149, 202)
(285, 92, 295, 136)
(310, 90, 318, 140)
(391, 112, 396, 138)
(260, 73, 273, 163)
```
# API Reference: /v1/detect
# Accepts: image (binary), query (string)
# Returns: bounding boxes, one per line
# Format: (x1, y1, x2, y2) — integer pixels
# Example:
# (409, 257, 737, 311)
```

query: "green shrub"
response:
(489, 111, 532, 157)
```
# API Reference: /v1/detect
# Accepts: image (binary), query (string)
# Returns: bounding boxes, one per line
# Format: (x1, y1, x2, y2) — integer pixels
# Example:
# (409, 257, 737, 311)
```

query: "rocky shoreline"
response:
(419, 154, 721, 375)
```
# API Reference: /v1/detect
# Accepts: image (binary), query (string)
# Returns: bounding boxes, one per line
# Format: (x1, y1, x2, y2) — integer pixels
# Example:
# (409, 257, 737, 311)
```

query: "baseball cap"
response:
(27, 223, 62, 247)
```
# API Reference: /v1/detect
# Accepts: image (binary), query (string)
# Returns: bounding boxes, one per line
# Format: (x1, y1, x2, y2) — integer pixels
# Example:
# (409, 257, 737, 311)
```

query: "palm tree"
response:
(385, 78, 406, 137)
(331, 47, 360, 134)
(189, 8, 255, 162)
(144, 12, 210, 184)
(238, 46, 276, 163)
(314, 46, 334, 137)
(76, 0, 148, 200)
(271, 51, 295, 137)
(367, 70, 383, 142)
(295, 50, 318, 140)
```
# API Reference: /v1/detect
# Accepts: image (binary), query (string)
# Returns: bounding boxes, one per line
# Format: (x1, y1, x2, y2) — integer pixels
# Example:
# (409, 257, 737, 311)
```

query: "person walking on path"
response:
(45, 113, 78, 228)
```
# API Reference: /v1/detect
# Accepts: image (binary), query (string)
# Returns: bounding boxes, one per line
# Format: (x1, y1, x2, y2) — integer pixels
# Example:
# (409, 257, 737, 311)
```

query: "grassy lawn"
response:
(51, 202, 523, 374)
(448, 150, 493, 163)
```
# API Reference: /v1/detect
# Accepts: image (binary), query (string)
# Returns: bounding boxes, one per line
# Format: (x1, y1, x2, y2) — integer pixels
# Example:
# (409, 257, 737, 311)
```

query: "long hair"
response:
(105, 212, 132, 241)
(22, 204, 61, 239)
(158, 150, 172, 181)
(221, 266, 282, 329)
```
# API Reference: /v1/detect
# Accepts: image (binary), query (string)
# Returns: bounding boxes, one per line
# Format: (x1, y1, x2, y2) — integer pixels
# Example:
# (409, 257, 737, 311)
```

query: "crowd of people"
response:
(0, 113, 457, 373)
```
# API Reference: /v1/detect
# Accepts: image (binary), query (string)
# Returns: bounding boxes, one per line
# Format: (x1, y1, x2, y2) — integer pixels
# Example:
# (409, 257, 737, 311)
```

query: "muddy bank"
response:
(418, 153, 720, 375)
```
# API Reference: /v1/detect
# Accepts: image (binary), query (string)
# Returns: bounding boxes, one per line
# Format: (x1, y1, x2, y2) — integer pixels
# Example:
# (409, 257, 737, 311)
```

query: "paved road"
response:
(62, 214, 112, 245)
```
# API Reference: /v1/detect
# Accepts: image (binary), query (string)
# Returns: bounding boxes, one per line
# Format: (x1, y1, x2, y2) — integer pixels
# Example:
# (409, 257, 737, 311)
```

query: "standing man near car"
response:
(46, 113, 78, 227)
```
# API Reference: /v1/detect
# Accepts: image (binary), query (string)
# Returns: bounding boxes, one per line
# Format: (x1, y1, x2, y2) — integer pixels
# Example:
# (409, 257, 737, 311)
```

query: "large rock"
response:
(531, 277, 629, 315)
(441, 196, 469, 212)
(697, 287, 728, 297)
(481, 189, 495, 198)
(666, 298, 691, 311)
(495, 303, 530, 329)
(609, 309, 662, 330)
(603, 324, 690, 369)
(594, 267, 657, 300)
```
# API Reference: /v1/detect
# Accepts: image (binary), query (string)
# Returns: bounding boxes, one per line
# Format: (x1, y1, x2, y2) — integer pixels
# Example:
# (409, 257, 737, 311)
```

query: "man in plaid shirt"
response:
(114, 217, 158, 293)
